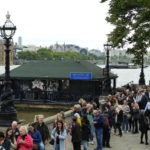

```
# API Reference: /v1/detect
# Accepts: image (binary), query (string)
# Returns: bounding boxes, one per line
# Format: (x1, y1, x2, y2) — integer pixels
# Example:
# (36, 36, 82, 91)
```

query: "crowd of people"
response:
(0, 84, 150, 150)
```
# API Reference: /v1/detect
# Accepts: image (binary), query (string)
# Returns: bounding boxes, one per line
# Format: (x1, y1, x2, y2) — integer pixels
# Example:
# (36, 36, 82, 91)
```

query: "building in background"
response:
(50, 43, 89, 55)
(89, 49, 102, 56)
(18, 36, 23, 49)
(0, 39, 14, 66)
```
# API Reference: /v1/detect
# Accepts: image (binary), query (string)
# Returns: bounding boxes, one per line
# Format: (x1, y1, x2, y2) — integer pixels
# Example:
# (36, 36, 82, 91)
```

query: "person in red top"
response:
(17, 126, 33, 150)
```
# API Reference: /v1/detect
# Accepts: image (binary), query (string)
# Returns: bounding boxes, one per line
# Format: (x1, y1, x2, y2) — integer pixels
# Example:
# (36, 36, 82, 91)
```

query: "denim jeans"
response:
(82, 140, 88, 150)
(90, 125, 94, 141)
(122, 115, 128, 131)
(38, 141, 44, 150)
(95, 128, 103, 150)
(55, 144, 60, 150)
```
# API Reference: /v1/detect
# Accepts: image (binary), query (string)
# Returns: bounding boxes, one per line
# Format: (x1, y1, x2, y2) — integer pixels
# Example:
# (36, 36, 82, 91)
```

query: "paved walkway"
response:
(1, 127, 150, 150)
(46, 131, 150, 150)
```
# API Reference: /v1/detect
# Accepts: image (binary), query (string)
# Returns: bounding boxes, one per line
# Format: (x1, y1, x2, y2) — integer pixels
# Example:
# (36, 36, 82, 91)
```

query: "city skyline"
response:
(0, 0, 113, 50)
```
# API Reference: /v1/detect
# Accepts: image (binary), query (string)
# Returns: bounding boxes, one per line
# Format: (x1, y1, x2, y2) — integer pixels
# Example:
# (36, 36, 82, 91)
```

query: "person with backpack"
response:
(103, 111, 111, 148)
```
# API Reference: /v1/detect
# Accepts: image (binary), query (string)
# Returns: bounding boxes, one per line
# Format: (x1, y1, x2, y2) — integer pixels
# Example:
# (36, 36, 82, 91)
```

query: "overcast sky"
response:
(0, 0, 113, 50)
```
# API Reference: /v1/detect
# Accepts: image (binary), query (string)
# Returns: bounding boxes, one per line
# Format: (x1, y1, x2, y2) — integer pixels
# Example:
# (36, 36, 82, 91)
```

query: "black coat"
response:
(71, 122, 81, 143)
(34, 122, 50, 142)
(116, 110, 123, 125)
(139, 114, 149, 132)
(81, 119, 90, 141)
(2, 138, 11, 150)
(132, 109, 139, 120)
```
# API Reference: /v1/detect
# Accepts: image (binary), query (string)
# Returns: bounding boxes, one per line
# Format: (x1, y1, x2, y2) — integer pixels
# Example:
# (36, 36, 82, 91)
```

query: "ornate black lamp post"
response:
(0, 12, 17, 126)
(104, 42, 112, 94)
(139, 53, 145, 85)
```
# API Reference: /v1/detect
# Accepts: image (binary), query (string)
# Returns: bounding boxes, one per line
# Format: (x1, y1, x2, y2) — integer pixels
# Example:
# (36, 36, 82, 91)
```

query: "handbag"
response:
(49, 139, 54, 145)
(127, 113, 131, 119)
(32, 144, 39, 150)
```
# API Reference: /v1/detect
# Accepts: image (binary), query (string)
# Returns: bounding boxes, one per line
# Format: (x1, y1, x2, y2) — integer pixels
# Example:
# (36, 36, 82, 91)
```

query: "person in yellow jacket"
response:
(74, 113, 82, 126)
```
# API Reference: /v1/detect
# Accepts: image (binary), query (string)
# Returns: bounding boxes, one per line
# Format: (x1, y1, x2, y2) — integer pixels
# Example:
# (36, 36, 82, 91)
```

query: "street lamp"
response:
(139, 53, 145, 85)
(104, 41, 112, 94)
(0, 12, 17, 126)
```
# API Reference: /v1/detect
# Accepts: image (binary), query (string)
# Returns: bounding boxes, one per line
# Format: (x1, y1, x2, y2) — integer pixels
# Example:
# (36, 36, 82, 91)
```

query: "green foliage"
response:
(100, 0, 150, 65)
(17, 48, 102, 61)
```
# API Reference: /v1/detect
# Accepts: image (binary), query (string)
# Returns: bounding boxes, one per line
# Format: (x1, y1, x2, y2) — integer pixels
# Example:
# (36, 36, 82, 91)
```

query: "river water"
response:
(17, 110, 58, 124)
(97, 65, 150, 87)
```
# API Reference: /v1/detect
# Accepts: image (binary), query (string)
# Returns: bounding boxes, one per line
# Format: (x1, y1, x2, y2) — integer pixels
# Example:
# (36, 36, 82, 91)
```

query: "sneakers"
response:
(88, 141, 94, 145)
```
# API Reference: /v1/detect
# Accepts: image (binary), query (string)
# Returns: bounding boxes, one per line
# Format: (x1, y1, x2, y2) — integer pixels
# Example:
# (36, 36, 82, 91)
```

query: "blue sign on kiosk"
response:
(70, 72, 92, 79)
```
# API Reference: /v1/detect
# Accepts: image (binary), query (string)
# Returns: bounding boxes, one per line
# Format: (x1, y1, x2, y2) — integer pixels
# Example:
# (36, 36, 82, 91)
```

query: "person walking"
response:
(93, 110, 104, 150)
(51, 120, 67, 150)
(139, 111, 149, 145)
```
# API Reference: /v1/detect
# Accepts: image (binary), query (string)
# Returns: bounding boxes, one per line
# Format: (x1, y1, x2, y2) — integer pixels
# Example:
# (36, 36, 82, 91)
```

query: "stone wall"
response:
(44, 110, 73, 132)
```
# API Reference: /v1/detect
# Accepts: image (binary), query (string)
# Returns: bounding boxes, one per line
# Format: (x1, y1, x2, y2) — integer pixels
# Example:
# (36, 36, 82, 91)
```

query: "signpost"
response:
(70, 73, 92, 79)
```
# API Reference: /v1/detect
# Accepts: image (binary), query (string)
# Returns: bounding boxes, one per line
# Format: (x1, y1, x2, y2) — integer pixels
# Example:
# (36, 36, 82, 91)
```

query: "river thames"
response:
(98, 65, 150, 87)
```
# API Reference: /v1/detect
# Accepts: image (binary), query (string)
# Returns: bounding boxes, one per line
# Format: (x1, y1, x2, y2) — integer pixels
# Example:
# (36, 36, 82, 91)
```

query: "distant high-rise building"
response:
(18, 36, 22, 48)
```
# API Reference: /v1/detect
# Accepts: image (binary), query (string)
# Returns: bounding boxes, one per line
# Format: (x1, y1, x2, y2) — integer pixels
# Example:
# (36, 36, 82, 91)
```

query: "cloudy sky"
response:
(0, 0, 113, 50)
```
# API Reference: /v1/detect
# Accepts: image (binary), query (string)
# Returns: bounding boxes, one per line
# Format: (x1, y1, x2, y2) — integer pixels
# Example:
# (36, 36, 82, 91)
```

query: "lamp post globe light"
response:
(104, 41, 112, 94)
(139, 53, 145, 85)
(0, 12, 17, 126)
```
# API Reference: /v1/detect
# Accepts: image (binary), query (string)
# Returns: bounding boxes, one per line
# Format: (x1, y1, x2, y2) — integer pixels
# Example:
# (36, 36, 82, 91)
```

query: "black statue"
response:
(0, 89, 16, 112)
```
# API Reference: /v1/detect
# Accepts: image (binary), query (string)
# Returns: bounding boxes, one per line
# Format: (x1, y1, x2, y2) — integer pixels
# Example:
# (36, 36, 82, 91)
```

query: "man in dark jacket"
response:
(34, 115, 50, 148)
(0, 132, 11, 150)
(81, 115, 90, 150)
(103, 111, 111, 148)
(71, 116, 81, 150)
(12, 121, 20, 140)
(93, 110, 104, 150)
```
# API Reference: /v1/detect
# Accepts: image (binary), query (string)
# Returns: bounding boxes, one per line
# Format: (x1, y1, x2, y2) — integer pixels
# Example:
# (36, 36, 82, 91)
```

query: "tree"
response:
(100, 0, 150, 64)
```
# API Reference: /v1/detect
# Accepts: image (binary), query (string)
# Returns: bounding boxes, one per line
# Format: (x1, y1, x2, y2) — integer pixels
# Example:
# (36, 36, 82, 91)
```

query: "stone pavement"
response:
(46, 131, 150, 150)
(1, 126, 150, 150)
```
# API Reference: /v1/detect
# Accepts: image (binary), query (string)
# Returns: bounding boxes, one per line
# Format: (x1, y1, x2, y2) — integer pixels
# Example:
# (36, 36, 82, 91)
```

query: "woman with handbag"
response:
(51, 120, 67, 150)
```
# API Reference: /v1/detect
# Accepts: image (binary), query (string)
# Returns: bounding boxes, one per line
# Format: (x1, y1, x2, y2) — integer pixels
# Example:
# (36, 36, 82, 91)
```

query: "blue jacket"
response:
(51, 128, 66, 150)
(28, 130, 42, 144)
(93, 113, 104, 129)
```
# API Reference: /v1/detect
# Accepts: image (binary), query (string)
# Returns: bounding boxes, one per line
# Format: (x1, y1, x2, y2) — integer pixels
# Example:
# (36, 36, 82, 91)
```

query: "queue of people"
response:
(0, 85, 150, 150)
